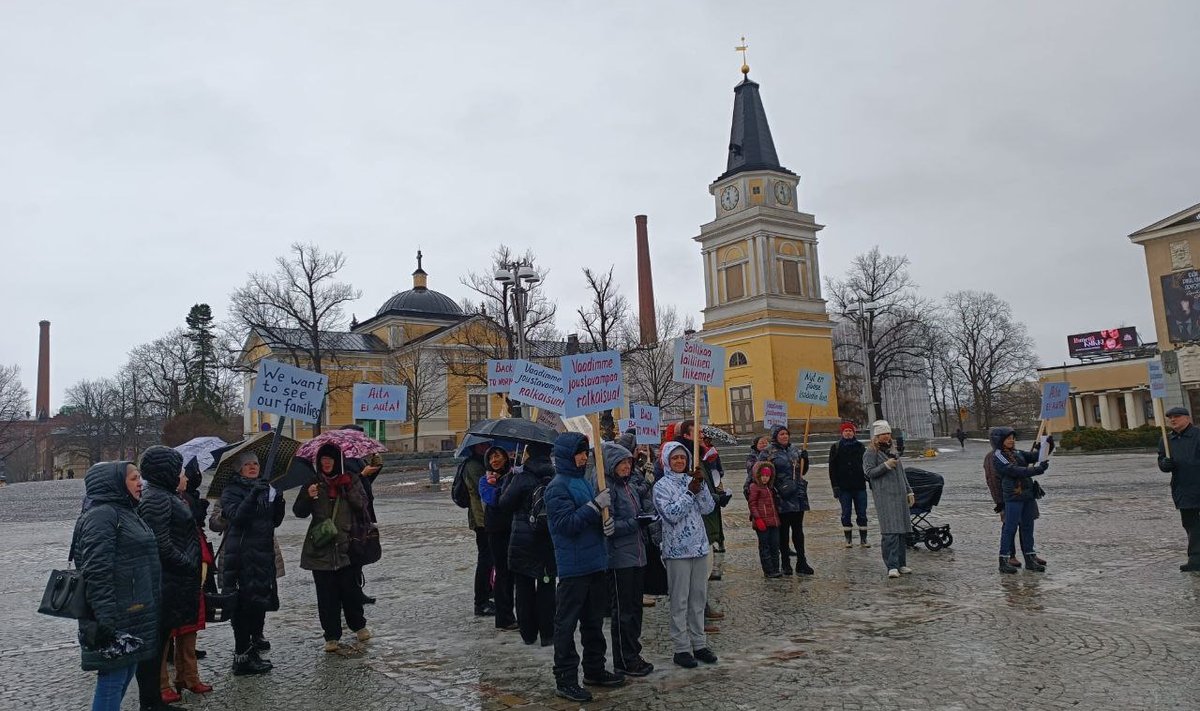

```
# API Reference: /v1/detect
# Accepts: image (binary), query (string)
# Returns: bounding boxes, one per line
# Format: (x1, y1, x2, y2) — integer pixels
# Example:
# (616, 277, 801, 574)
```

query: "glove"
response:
(832, 487, 841, 500)
(1161, 457, 1176, 471)
(906, 492, 915, 507)
(602, 515, 615, 537)
(993, 504, 1004, 514)
(687, 477, 704, 494)
(588, 489, 611, 512)
(753, 518, 767, 532)
(1037, 461, 1049, 473)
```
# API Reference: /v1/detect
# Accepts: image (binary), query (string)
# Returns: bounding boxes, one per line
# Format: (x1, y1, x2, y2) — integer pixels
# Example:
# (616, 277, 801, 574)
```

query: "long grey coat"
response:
(863, 447, 913, 535)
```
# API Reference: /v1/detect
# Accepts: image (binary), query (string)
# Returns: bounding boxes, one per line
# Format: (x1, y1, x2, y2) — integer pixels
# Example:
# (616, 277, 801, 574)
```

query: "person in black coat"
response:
(1158, 406, 1200, 572)
(219, 451, 286, 675)
(499, 443, 557, 646)
(134, 446, 199, 711)
(828, 423, 870, 547)
(479, 446, 517, 630)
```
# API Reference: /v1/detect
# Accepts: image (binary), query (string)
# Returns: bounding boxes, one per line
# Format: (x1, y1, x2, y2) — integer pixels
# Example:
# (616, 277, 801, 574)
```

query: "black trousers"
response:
(552, 572, 608, 684)
(487, 529, 515, 627)
(779, 511, 807, 567)
(474, 528, 493, 609)
(1182, 508, 1200, 564)
(608, 567, 644, 670)
(513, 572, 555, 645)
(232, 606, 267, 655)
(313, 567, 366, 641)
(135, 619, 171, 704)
(756, 527, 781, 575)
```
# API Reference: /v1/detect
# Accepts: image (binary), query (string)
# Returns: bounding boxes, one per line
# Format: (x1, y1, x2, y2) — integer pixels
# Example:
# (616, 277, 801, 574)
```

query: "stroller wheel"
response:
(939, 531, 954, 548)
(924, 534, 943, 551)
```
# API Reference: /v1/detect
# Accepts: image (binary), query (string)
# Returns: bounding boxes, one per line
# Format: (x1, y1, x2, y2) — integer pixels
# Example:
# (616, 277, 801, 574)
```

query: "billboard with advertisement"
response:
(1161, 270, 1200, 344)
(1066, 327, 1138, 358)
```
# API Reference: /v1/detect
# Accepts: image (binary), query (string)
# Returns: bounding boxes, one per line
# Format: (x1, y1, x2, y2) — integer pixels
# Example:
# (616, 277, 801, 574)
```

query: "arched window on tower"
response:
(729, 351, 748, 367)
(777, 241, 809, 297)
(720, 246, 748, 302)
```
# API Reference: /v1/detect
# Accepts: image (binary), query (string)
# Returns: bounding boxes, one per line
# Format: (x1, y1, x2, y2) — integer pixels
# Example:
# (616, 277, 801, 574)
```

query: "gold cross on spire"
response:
(735, 36, 749, 76)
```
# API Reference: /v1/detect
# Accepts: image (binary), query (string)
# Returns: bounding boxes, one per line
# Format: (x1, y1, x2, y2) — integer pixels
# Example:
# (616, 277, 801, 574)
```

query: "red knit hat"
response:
(840, 422, 857, 435)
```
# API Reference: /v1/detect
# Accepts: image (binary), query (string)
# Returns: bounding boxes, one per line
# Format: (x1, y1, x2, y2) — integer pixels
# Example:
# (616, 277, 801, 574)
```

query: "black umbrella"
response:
(272, 456, 317, 492)
(467, 418, 558, 446)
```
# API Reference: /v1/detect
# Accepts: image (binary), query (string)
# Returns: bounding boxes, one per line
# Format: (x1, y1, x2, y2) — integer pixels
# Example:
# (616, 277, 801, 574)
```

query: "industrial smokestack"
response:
(635, 215, 658, 345)
(36, 320, 50, 420)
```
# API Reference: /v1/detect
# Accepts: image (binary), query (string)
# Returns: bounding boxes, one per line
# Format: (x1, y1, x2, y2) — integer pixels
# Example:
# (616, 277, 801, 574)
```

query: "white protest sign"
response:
(764, 400, 788, 428)
(561, 350, 624, 418)
(795, 369, 832, 406)
(352, 383, 408, 421)
(672, 338, 726, 386)
(630, 403, 661, 445)
(1039, 382, 1069, 420)
(249, 359, 328, 423)
(1148, 359, 1167, 400)
(486, 359, 518, 394)
(535, 408, 566, 433)
(507, 360, 566, 415)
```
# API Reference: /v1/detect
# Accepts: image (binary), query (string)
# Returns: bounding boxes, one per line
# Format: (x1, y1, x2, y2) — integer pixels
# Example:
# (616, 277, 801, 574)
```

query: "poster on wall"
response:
(1161, 270, 1200, 343)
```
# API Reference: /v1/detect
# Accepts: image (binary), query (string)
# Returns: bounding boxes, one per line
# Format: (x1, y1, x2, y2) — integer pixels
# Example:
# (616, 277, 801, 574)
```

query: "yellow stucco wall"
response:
(1141, 223, 1200, 349)
(1036, 359, 1154, 432)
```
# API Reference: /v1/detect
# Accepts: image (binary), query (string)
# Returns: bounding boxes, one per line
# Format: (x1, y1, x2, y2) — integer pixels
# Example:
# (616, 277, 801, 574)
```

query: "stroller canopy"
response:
(905, 467, 944, 510)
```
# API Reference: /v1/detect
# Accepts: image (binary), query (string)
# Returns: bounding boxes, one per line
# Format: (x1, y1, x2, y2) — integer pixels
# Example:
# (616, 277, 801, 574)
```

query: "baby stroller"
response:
(905, 467, 953, 551)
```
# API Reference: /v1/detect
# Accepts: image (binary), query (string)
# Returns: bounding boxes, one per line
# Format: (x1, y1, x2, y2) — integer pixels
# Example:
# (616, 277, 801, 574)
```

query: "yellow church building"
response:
(698, 65, 839, 435)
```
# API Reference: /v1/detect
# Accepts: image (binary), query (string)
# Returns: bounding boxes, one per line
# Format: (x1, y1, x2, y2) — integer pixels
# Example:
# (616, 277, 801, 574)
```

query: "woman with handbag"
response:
(294, 442, 371, 653)
(72, 461, 163, 711)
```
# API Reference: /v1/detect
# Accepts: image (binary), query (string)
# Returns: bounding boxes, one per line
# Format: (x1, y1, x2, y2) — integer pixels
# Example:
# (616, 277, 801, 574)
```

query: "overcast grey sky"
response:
(3, 1, 1198, 410)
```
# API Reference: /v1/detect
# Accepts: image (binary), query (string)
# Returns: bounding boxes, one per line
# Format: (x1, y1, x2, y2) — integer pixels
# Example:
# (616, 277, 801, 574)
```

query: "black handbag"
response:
(349, 518, 382, 566)
(204, 590, 238, 623)
(38, 525, 91, 620)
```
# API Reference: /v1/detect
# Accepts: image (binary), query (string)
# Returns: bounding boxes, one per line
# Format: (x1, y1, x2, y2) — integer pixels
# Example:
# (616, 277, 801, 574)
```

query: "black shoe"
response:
(766, 571, 784, 579)
(232, 652, 271, 676)
(673, 652, 698, 668)
(497, 622, 519, 631)
(555, 683, 593, 703)
(583, 670, 625, 687)
(796, 562, 815, 575)
(248, 649, 273, 669)
(615, 658, 654, 677)
(194, 649, 206, 660)
(251, 635, 271, 652)
(693, 647, 718, 664)
(1023, 554, 1046, 572)
(998, 556, 1019, 574)
(708, 572, 722, 581)
(474, 602, 496, 617)
(540, 638, 553, 647)
(781, 565, 793, 576)
(360, 594, 376, 605)
(1180, 562, 1200, 572)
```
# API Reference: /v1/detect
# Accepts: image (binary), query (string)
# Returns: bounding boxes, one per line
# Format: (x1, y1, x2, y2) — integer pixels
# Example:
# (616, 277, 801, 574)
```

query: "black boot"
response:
(1023, 554, 1046, 572)
(843, 530, 854, 547)
(998, 556, 1019, 574)
(796, 558, 814, 575)
(232, 652, 272, 676)
(251, 635, 271, 651)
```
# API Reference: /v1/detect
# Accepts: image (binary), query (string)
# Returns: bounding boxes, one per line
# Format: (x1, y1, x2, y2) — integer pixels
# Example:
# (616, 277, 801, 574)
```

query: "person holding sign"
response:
(863, 421, 914, 579)
(990, 427, 1049, 574)
(1157, 407, 1200, 572)
(757, 426, 813, 576)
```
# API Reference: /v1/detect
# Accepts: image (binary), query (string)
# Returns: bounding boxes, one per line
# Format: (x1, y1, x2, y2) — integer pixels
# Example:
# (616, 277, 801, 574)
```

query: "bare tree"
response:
(229, 242, 361, 433)
(0, 365, 31, 468)
(826, 247, 931, 421)
(388, 345, 454, 450)
(125, 329, 193, 420)
(622, 305, 693, 418)
(61, 378, 123, 464)
(942, 290, 1039, 429)
(577, 266, 629, 352)
(457, 245, 558, 363)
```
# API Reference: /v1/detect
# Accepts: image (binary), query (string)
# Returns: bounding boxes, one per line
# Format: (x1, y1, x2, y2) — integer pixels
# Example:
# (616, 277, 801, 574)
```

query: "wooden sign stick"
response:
(693, 384, 702, 471)
(1155, 398, 1172, 458)
(803, 404, 814, 449)
(591, 411, 609, 523)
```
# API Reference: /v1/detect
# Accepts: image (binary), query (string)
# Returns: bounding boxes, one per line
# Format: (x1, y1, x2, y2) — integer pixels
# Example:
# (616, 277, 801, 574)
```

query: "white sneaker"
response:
(887, 569, 901, 578)
(899, 566, 913, 575)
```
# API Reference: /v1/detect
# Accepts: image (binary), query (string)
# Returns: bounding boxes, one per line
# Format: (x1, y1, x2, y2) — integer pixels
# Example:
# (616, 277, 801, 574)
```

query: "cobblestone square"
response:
(3, 442, 1199, 710)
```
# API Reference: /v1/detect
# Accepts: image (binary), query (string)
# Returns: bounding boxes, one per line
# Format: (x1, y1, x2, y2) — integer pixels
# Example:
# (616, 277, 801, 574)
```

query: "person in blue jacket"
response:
(990, 427, 1048, 574)
(544, 432, 625, 703)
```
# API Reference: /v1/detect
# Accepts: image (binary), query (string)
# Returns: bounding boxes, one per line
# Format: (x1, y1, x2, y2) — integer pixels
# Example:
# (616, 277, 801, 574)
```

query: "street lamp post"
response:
(495, 260, 542, 418)
(848, 300, 880, 423)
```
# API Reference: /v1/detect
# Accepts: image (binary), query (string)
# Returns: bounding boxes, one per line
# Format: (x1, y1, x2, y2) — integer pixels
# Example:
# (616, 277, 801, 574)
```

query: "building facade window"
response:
(468, 393, 489, 427)
(729, 351, 748, 367)
(725, 263, 745, 300)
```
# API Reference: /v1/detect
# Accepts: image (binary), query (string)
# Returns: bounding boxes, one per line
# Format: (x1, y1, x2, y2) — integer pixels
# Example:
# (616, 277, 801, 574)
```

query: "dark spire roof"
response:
(715, 76, 795, 182)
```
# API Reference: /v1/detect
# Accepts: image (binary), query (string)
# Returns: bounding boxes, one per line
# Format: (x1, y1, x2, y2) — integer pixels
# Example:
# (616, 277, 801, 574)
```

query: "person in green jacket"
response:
(463, 442, 495, 617)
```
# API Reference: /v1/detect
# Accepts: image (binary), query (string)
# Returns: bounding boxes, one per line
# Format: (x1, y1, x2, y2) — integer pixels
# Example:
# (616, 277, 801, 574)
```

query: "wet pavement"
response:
(3, 441, 1199, 710)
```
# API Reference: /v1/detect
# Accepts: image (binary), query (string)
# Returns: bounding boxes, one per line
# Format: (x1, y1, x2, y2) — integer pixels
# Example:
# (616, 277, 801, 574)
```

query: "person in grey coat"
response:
(603, 442, 654, 678)
(862, 420, 914, 578)
(1157, 406, 1200, 572)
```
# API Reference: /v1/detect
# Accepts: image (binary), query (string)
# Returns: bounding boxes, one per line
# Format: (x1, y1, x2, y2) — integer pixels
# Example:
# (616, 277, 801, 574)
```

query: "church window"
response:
(729, 352, 748, 367)
(725, 263, 745, 300)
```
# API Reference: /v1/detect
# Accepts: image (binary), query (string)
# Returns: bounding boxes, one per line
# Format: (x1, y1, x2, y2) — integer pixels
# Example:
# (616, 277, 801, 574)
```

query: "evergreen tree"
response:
(184, 304, 220, 416)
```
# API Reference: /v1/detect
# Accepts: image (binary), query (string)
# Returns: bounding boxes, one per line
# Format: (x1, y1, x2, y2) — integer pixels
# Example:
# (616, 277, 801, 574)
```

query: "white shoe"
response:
(899, 566, 913, 575)
(887, 569, 901, 578)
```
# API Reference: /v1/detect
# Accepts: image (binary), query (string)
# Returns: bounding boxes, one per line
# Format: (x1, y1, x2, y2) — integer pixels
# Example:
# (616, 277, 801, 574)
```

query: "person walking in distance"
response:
(1159, 406, 1200, 572)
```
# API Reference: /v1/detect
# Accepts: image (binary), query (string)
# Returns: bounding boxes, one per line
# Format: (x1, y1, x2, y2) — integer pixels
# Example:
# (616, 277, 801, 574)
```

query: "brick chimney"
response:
(566, 333, 580, 355)
(36, 320, 50, 420)
(635, 215, 658, 346)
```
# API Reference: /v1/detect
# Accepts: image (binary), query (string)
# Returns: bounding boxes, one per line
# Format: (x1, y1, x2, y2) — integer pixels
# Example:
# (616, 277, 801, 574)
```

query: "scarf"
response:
(322, 472, 351, 499)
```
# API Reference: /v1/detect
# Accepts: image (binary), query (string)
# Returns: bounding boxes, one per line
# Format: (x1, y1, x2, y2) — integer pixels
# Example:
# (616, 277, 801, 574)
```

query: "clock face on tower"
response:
(774, 181, 792, 205)
(720, 185, 740, 211)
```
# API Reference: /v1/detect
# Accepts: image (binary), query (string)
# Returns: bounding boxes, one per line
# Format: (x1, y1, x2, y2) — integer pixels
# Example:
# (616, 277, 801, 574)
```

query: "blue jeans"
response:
(92, 663, 137, 711)
(999, 500, 1037, 556)
(837, 490, 869, 528)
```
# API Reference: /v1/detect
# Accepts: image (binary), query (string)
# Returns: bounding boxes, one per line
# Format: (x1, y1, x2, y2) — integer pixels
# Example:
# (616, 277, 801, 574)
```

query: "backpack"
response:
(451, 459, 471, 509)
(527, 478, 551, 533)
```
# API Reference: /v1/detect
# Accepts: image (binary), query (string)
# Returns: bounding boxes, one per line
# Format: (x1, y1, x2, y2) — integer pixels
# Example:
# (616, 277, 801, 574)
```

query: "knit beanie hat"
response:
(840, 422, 857, 436)
(870, 420, 892, 437)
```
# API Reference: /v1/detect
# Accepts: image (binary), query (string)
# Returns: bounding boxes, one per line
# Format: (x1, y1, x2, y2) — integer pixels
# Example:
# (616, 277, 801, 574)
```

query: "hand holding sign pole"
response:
(1148, 360, 1171, 457)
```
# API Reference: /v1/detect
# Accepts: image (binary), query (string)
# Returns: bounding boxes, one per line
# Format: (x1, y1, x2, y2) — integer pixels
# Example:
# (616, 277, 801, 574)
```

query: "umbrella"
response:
(467, 418, 558, 446)
(174, 436, 228, 473)
(296, 428, 387, 462)
(272, 456, 318, 492)
(206, 431, 300, 500)
(455, 433, 520, 458)
(701, 425, 737, 446)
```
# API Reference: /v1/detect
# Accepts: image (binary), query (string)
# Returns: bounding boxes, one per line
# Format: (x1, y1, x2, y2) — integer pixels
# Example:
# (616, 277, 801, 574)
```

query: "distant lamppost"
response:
(495, 260, 542, 418)
(847, 300, 881, 422)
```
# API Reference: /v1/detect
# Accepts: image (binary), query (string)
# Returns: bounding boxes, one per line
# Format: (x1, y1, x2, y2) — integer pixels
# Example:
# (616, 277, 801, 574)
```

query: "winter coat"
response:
(463, 454, 487, 530)
(863, 445, 912, 535)
(742, 443, 770, 499)
(209, 501, 286, 579)
(653, 442, 715, 559)
(136, 446, 201, 630)
(757, 426, 810, 513)
(603, 443, 648, 570)
(545, 432, 607, 578)
(479, 447, 513, 533)
(72, 462, 160, 672)
(219, 474, 285, 612)
(500, 452, 556, 580)
(293, 453, 368, 572)
(828, 437, 867, 493)
(989, 426, 1044, 503)
(1158, 423, 1200, 509)
(747, 461, 780, 528)
(700, 445, 725, 545)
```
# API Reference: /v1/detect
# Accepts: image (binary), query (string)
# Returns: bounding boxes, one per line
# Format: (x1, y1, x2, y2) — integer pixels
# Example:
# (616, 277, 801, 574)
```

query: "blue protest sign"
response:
(249, 359, 328, 423)
(507, 360, 566, 415)
(795, 369, 832, 406)
(630, 403, 661, 445)
(1040, 382, 1070, 420)
(353, 383, 408, 421)
(1148, 360, 1167, 400)
(672, 338, 726, 386)
(561, 350, 623, 418)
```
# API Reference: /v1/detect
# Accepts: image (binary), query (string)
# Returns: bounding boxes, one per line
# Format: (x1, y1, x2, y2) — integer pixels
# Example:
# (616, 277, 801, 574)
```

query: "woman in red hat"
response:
(828, 423, 870, 548)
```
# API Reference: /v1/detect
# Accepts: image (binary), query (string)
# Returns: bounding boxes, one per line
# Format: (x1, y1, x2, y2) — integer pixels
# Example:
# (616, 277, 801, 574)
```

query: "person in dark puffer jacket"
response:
(501, 442, 557, 646)
(73, 461, 162, 711)
(479, 446, 517, 630)
(134, 446, 200, 711)
(220, 451, 286, 675)
(829, 423, 870, 548)
(990, 427, 1048, 574)
(545, 432, 625, 702)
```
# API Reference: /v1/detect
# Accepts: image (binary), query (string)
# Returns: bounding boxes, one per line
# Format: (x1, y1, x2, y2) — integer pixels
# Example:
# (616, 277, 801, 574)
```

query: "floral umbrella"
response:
(296, 428, 387, 462)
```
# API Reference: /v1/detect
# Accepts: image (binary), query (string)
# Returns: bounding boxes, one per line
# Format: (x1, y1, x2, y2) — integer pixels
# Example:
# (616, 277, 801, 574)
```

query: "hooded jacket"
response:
(220, 468, 286, 612)
(545, 432, 607, 578)
(748, 461, 781, 528)
(478, 446, 513, 533)
(652, 442, 715, 559)
(757, 425, 810, 513)
(293, 443, 367, 571)
(988, 426, 1043, 503)
(602, 442, 649, 570)
(500, 445, 556, 579)
(72, 461, 161, 672)
(136, 446, 201, 629)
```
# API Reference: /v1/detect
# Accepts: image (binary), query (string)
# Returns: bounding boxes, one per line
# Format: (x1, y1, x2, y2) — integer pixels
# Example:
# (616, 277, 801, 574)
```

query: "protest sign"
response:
(618, 418, 635, 434)
(536, 408, 566, 433)
(1039, 382, 1069, 420)
(508, 360, 566, 415)
(672, 338, 726, 386)
(352, 383, 408, 421)
(1148, 359, 1167, 400)
(486, 360, 518, 393)
(630, 403, 662, 445)
(561, 351, 624, 418)
(764, 400, 788, 429)
(795, 370, 832, 406)
(249, 359, 328, 423)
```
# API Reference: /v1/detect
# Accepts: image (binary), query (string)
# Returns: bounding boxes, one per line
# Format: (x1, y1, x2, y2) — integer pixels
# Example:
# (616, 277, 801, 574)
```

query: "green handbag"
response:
(307, 497, 341, 549)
